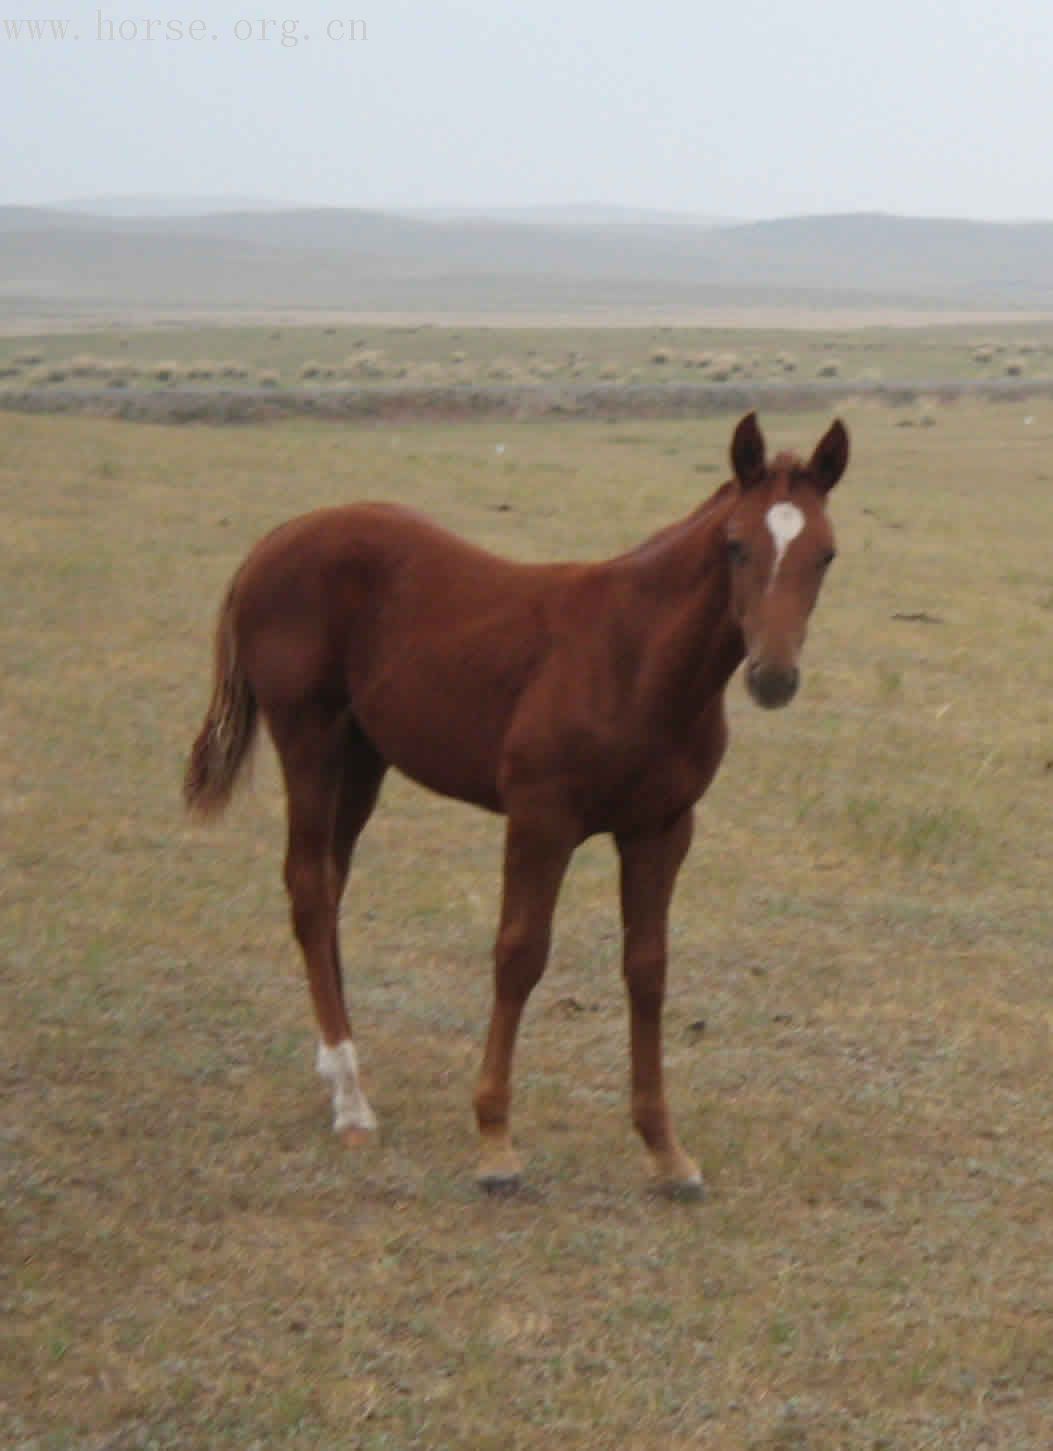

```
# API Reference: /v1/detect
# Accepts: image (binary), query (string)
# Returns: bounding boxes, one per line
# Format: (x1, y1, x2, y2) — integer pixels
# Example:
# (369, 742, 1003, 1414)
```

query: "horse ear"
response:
(730, 411, 767, 488)
(810, 419, 849, 493)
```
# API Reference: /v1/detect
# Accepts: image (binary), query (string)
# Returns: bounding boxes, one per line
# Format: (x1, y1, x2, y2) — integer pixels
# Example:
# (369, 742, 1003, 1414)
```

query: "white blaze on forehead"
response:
(765, 501, 805, 590)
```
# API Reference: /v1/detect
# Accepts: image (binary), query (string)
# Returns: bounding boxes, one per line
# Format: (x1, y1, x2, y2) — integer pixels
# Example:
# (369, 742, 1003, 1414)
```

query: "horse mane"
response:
(623, 479, 737, 564)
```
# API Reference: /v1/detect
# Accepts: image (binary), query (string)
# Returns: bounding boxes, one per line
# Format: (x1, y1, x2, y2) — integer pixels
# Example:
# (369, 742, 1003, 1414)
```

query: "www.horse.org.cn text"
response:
(1, 14, 369, 44)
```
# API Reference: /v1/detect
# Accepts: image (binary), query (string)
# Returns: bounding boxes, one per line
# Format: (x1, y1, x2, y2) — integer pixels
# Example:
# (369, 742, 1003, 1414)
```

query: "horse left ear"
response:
(731, 411, 767, 489)
(810, 419, 849, 494)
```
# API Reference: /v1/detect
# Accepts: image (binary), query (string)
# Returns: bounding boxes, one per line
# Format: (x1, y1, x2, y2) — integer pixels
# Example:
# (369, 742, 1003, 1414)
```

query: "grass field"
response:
(4, 397, 1053, 1448)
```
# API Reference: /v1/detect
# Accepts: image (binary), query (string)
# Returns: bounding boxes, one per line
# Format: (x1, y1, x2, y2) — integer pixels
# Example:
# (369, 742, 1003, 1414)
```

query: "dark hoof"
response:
(478, 1172, 522, 1198)
(655, 1177, 706, 1204)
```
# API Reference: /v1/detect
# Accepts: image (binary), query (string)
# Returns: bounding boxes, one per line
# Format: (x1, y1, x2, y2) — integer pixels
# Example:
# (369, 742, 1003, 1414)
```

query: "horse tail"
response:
(183, 577, 258, 819)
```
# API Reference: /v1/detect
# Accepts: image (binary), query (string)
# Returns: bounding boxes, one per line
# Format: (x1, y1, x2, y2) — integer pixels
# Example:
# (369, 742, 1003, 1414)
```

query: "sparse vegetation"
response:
(5, 320, 1053, 402)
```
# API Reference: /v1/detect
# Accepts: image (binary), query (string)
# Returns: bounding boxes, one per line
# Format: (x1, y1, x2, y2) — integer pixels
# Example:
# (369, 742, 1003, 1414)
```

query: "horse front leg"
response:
(473, 812, 576, 1192)
(616, 810, 702, 1199)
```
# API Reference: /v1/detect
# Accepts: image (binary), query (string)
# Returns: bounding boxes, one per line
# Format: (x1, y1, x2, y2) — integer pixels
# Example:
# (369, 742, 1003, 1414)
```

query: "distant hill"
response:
(3, 205, 1053, 319)
(51, 195, 291, 217)
(47, 197, 735, 226)
(397, 204, 734, 227)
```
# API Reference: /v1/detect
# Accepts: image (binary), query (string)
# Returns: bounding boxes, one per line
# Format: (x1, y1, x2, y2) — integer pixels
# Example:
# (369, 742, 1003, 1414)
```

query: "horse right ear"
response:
(731, 412, 767, 488)
(810, 418, 849, 494)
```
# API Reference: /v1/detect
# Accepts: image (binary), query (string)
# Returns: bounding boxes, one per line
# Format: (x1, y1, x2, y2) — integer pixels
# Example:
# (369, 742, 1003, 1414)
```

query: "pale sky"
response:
(4, 0, 1053, 219)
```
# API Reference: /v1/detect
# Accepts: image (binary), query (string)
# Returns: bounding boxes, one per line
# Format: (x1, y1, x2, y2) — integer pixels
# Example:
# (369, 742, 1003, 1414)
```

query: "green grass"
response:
(4, 400, 1053, 1448)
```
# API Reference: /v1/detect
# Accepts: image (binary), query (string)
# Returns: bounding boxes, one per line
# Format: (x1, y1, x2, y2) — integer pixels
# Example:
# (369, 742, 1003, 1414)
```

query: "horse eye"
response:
(727, 538, 749, 566)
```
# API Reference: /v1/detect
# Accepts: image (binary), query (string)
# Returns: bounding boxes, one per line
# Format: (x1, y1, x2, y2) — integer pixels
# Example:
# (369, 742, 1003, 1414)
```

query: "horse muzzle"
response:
(746, 660, 800, 710)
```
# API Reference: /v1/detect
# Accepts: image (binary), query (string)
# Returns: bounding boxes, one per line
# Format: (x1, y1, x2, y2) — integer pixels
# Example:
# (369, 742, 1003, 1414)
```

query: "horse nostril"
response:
(747, 662, 799, 709)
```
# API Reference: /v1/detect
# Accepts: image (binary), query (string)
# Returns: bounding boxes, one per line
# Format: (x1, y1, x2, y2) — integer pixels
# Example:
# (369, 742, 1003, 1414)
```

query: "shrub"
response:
(708, 353, 741, 382)
(70, 354, 104, 377)
(345, 351, 384, 378)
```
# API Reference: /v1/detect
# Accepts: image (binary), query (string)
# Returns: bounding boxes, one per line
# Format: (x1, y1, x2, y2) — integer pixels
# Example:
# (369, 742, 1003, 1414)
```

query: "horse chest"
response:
(536, 720, 726, 836)
(603, 746, 720, 834)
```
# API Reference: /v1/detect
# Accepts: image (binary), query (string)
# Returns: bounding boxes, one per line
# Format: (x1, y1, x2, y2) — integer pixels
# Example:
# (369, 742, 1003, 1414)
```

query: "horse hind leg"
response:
(272, 706, 383, 1144)
(318, 723, 387, 1143)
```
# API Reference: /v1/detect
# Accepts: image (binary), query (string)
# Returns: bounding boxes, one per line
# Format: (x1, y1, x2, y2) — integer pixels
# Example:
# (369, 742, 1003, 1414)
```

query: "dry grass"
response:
(4, 401, 1053, 1449)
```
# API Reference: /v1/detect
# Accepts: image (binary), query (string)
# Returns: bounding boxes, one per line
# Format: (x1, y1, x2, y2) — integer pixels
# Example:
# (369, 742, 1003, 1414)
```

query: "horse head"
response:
(724, 412, 848, 709)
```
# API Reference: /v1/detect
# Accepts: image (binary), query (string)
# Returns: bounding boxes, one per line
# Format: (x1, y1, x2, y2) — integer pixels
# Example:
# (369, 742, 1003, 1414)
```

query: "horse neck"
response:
(609, 484, 745, 725)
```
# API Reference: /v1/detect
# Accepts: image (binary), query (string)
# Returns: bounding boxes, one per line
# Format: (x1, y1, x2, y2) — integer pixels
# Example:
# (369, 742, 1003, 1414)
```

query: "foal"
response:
(185, 412, 848, 1196)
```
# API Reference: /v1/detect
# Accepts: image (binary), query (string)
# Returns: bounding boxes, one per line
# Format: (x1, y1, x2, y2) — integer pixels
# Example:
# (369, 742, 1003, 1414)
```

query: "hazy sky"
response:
(4, 0, 1053, 218)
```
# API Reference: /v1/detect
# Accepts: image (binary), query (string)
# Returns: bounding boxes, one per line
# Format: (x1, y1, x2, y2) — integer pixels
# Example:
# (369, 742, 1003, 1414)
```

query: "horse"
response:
(184, 412, 848, 1198)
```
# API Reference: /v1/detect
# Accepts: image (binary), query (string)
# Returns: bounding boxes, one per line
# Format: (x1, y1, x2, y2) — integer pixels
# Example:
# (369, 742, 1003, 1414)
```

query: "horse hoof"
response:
(655, 1176, 706, 1204)
(478, 1171, 522, 1198)
(338, 1123, 378, 1149)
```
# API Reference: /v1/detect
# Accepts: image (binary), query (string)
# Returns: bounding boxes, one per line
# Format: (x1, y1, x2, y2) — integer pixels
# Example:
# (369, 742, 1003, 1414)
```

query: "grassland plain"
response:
(3, 399, 1053, 1450)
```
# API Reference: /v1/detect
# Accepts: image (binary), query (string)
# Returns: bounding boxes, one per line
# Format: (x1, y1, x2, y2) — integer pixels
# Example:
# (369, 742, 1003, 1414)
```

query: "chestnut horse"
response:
(184, 413, 848, 1197)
